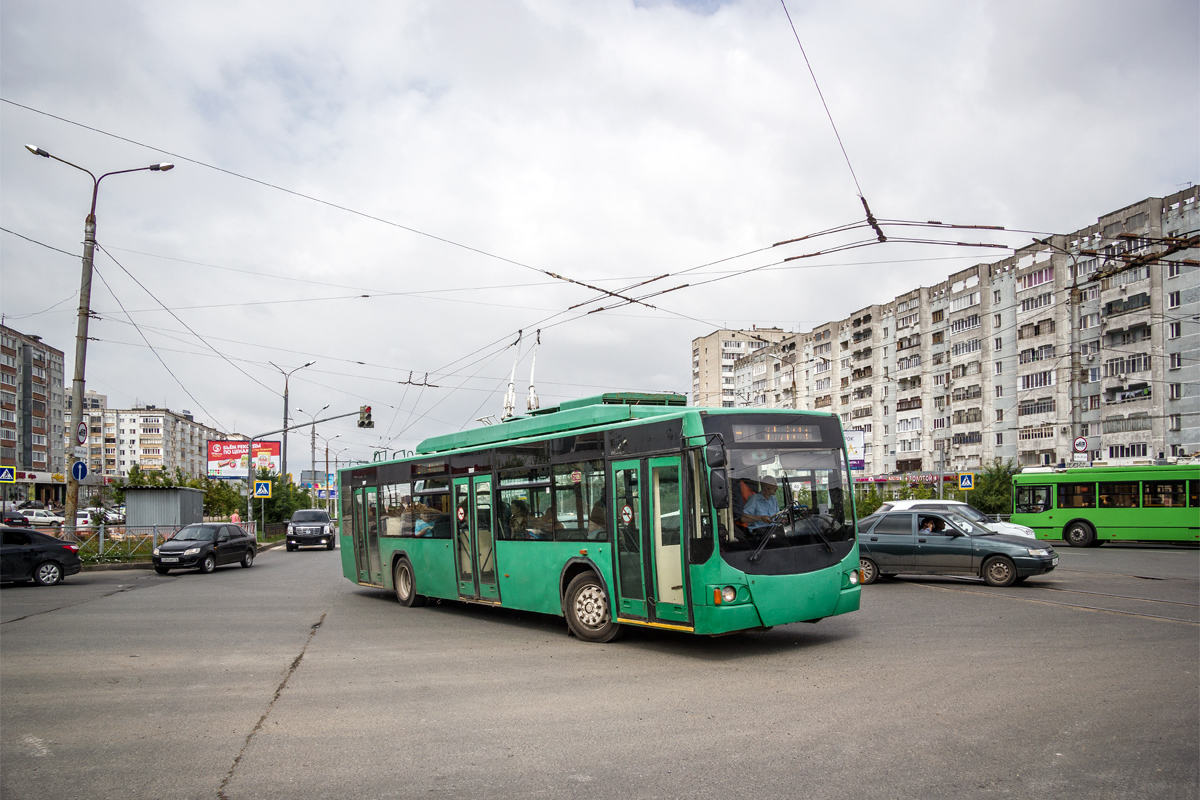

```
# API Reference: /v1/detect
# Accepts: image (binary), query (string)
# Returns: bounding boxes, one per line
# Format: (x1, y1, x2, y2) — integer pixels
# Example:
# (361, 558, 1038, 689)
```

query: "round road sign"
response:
(76, 421, 88, 446)
(1073, 436, 1088, 453)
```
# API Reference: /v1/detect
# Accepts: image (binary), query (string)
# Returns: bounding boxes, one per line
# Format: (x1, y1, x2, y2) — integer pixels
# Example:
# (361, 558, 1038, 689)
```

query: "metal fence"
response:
(64, 521, 289, 563)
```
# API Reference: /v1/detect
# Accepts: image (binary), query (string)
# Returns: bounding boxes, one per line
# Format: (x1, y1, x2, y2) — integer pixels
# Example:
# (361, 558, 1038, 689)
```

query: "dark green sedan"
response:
(857, 510, 1058, 586)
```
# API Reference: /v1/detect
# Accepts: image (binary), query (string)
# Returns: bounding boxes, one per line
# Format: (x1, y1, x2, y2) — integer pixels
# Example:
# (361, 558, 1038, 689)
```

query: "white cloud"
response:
(2, 0, 1196, 469)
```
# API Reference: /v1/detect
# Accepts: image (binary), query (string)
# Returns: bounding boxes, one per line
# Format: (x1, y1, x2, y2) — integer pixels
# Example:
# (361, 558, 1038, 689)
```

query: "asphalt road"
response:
(1, 542, 1196, 799)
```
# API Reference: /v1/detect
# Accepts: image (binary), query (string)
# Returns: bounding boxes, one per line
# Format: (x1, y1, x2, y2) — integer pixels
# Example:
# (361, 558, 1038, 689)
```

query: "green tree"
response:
(969, 458, 1018, 515)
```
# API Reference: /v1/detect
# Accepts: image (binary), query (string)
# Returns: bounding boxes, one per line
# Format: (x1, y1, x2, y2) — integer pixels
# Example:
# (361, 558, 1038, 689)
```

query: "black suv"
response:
(287, 509, 335, 551)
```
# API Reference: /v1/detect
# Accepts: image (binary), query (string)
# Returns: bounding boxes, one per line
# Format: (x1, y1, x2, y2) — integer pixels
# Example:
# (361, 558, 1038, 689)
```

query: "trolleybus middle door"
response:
(612, 460, 648, 619)
(647, 456, 688, 625)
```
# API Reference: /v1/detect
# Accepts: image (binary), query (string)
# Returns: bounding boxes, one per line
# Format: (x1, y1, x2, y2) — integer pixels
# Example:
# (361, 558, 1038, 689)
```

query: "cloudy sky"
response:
(2, 0, 1196, 473)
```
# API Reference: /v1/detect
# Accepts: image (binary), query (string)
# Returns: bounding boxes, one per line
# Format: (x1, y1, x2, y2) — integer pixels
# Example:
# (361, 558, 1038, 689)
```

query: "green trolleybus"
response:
(1011, 464, 1200, 547)
(338, 393, 861, 642)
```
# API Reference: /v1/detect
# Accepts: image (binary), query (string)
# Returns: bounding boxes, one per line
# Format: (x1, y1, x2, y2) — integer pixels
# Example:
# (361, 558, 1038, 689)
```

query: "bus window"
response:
(687, 451, 715, 564)
(1015, 485, 1051, 514)
(1191, 481, 1199, 508)
(1144, 481, 1187, 508)
(410, 480, 452, 538)
(1058, 483, 1095, 509)
(1099, 482, 1139, 509)
(379, 482, 412, 536)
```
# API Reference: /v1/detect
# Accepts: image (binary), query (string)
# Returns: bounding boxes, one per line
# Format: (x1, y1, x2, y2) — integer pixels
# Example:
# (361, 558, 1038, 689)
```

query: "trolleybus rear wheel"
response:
(564, 572, 623, 643)
(394, 559, 426, 607)
(1064, 521, 1095, 548)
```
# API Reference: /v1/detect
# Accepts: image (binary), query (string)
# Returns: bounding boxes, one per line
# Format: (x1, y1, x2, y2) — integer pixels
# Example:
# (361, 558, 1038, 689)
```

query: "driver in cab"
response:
(741, 476, 780, 533)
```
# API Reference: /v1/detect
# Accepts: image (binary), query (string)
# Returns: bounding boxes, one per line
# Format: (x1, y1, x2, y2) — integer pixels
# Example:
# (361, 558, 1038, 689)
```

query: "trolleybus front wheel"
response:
(564, 572, 623, 643)
(394, 559, 426, 607)
(1063, 521, 1095, 548)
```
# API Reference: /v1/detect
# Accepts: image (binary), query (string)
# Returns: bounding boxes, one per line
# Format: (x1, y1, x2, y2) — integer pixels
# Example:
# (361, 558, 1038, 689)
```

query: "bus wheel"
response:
(564, 573, 623, 643)
(1064, 522, 1095, 548)
(982, 556, 1017, 587)
(394, 559, 426, 607)
(859, 557, 879, 585)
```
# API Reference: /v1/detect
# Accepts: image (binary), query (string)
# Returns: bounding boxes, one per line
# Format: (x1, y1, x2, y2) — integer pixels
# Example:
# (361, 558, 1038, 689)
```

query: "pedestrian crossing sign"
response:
(254, 480, 272, 498)
(958, 473, 975, 491)
(0, 466, 14, 484)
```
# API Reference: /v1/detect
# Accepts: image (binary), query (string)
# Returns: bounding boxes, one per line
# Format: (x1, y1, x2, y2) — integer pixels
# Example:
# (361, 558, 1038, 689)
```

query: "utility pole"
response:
(24, 145, 173, 537)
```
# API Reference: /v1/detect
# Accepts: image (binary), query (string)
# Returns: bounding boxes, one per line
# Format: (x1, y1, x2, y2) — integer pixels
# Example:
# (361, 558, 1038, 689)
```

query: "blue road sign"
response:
(72, 461, 89, 481)
(958, 473, 975, 491)
(254, 480, 272, 498)
(0, 466, 14, 483)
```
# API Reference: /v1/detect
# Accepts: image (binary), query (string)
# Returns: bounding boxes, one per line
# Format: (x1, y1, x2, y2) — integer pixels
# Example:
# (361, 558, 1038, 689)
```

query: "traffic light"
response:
(358, 405, 373, 428)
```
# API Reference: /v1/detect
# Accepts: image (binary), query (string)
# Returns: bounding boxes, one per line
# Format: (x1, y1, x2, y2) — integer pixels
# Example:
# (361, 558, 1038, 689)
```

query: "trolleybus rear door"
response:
(354, 486, 384, 586)
(453, 476, 500, 602)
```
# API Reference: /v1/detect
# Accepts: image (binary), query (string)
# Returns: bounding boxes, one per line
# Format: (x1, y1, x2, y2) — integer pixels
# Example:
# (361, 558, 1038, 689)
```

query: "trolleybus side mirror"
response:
(705, 441, 726, 470)
(710, 469, 729, 509)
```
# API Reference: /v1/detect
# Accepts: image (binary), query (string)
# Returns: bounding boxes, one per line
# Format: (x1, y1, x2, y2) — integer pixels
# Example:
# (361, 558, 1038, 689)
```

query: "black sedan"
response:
(1, 527, 83, 585)
(857, 510, 1058, 587)
(152, 523, 256, 575)
(3, 510, 32, 528)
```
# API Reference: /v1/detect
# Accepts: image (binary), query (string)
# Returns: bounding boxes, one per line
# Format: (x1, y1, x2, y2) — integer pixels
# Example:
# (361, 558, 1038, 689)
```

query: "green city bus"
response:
(1011, 464, 1200, 547)
(338, 392, 861, 642)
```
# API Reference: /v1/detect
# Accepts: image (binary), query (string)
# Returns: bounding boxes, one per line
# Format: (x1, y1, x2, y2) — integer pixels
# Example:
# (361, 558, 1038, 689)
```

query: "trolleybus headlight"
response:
(849, 569, 860, 586)
(721, 586, 737, 603)
(1027, 547, 1052, 557)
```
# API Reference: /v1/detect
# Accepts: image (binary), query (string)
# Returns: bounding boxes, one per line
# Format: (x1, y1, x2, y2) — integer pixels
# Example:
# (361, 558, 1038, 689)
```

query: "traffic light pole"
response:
(243, 408, 365, 540)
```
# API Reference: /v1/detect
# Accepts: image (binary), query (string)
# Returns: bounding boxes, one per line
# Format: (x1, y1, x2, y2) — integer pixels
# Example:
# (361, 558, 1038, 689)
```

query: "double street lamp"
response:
(271, 360, 314, 484)
(25, 145, 173, 535)
(298, 405, 328, 506)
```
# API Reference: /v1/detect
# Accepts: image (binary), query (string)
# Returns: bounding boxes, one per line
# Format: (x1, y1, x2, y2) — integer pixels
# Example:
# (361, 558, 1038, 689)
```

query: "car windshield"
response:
(171, 525, 219, 541)
(717, 447, 853, 561)
(292, 510, 330, 523)
(943, 512, 994, 536)
(951, 504, 990, 524)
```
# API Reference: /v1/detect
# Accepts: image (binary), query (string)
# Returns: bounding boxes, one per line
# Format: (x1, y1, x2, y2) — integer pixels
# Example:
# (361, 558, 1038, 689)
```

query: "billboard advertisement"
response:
(844, 428, 865, 471)
(207, 440, 282, 479)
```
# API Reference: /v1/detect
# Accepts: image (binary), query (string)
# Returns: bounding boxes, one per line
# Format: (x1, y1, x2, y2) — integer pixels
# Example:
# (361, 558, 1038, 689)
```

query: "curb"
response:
(81, 539, 288, 572)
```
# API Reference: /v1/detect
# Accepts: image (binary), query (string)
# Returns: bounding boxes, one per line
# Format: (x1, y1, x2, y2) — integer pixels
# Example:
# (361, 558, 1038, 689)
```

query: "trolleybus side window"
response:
(1015, 485, 1051, 514)
(410, 479, 452, 538)
(687, 450, 715, 564)
(1143, 481, 1187, 508)
(1191, 480, 1199, 508)
(552, 461, 604, 541)
(379, 482, 413, 536)
(1098, 482, 1139, 509)
(341, 488, 356, 540)
(1058, 483, 1095, 509)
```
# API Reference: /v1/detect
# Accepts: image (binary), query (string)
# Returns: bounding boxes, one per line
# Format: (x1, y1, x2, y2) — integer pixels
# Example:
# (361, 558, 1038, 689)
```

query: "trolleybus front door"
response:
(452, 475, 500, 602)
(611, 458, 690, 626)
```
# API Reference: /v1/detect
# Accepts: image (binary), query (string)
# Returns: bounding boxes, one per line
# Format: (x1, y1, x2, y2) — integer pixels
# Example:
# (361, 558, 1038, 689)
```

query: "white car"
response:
(22, 509, 66, 529)
(874, 499, 1037, 539)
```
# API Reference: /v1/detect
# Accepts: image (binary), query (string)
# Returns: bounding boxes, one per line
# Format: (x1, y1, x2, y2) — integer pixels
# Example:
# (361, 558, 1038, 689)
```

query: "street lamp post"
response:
(317, 433, 342, 515)
(271, 360, 314, 485)
(298, 405, 328, 507)
(25, 145, 173, 537)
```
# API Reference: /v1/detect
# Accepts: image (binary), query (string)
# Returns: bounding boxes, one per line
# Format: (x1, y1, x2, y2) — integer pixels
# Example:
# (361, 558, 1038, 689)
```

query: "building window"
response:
(993, 290, 1002, 303)
(1167, 291, 1180, 309)
(1169, 383, 1182, 400)
(1089, 395, 1101, 410)
(995, 385, 1003, 397)
(994, 362, 1003, 375)
(1169, 414, 1182, 431)
(996, 433, 1003, 445)
(1169, 321, 1182, 339)
(996, 409, 1003, 422)
(1170, 352, 1183, 369)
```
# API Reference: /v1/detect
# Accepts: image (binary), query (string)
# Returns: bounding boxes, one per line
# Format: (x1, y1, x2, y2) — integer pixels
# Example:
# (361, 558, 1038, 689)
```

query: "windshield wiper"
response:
(748, 522, 780, 563)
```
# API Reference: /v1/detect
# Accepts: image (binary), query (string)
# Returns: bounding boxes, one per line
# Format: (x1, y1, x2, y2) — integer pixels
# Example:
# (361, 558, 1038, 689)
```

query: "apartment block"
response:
(690, 328, 787, 407)
(0, 325, 67, 502)
(697, 188, 1200, 474)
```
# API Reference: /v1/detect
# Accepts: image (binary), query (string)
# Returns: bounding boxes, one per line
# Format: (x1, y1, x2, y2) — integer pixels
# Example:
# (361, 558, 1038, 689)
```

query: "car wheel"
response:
(285, 542, 295, 552)
(154, 567, 170, 575)
(199, 553, 217, 574)
(241, 549, 255, 568)
(326, 539, 335, 550)
(1064, 521, 1095, 547)
(564, 572, 623, 643)
(393, 559, 426, 607)
(32, 561, 63, 586)
(982, 556, 1017, 587)
(859, 557, 879, 585)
